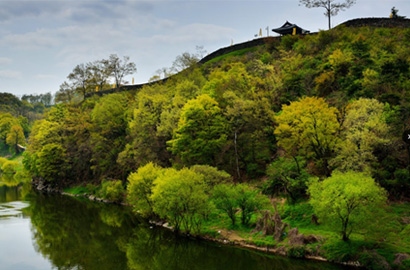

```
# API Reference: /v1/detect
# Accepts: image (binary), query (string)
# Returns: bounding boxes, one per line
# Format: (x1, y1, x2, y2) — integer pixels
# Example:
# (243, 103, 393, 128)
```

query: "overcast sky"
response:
(0, 0, 409, 97)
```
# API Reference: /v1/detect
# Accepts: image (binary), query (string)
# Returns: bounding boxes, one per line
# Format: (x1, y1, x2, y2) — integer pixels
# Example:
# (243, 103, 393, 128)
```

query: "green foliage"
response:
(127, 162, 163, 217)
(98, 179, 124, 203)
(212, 183, 239, 226)
(168, 94, 227, 166)
(264, 157, 311, 203)
(236, 183, 270, 225)
(151, 168, 210, 233)
(190, 165, 230, 187)
(275, 96, 340, 175)
(37, 143, 68, 183)
(118, 88, 169, 172)
(1, 160, 19, 174)
(331, 98, 390, 174)
(308, 171, 388, 241)
(6, 124, 25, 154)
(322, 239, 370, 263)
(90, 93, 128, 178)
(0, 157, 7, 167)
(282, 202, 315, 227)
(287, 245, 306, 258)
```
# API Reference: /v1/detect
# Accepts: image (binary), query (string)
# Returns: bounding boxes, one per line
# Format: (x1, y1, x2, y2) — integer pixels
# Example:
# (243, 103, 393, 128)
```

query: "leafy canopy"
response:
(308, 171, 387, 241)
(275, 96, 340, 175)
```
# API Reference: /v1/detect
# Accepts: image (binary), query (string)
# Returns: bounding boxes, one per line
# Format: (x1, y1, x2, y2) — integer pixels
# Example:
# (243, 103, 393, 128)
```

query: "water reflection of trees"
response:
(27, 193, 349, 270)
(0, 182, 31, 202)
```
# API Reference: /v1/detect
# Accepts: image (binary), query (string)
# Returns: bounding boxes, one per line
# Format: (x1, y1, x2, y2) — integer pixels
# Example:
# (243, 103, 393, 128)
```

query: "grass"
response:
(192, 197, 410, 269)
(63, 186, 90, 195)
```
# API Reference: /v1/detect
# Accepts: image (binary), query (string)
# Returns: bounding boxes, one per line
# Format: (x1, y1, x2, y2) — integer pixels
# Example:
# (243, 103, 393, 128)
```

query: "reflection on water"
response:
(0, 184, 354, 270)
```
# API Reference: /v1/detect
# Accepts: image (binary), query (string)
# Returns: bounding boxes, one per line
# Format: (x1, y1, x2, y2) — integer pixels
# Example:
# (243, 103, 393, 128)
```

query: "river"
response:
(0, 183, 355, 270)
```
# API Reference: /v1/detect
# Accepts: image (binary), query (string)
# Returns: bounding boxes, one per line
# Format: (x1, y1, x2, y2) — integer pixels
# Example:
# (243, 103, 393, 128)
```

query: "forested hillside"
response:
(21, 25, 410, 268)
(25, 25, 410, 194)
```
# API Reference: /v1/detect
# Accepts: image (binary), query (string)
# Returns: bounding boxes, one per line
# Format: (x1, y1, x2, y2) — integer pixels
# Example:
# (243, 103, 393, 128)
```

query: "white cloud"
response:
(0, 57, 12, 65)
(0, 70, 22, 79)
(35, 74, 56, 80)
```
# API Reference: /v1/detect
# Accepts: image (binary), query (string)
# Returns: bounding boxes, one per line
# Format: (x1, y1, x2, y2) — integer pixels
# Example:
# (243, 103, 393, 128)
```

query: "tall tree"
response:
(67, 64, 92, 100)
(108, 54, 137, 89)
(299, 0, 356, 29)
(88, 60, 111, 92)
(168, 94, 228, 166)
(55, 82, 76, 104)
(275, 96, 340, 175)
(6, 124, 25, 154)
(308, 171, 387, 241)
(331, 98, 390, 174)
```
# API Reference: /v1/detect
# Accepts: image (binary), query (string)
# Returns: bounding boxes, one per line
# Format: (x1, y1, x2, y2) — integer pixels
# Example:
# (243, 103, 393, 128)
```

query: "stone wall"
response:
(198, 36, 279, 64)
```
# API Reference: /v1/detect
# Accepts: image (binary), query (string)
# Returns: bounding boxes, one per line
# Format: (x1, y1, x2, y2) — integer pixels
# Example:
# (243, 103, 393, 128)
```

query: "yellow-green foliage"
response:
(151, 168, 210, 233)
(308, 171, 388, 241)
(127, 162, 164, 217)
(275, 96, 340, 174)
(98, 179, 124, 203)
(1, 160, 19, 174)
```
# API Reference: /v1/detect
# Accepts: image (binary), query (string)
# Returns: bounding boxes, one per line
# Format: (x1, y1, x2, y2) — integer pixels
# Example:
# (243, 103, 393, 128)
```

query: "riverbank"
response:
(35, 181, 363, 269)
(32, 179, 410, 270)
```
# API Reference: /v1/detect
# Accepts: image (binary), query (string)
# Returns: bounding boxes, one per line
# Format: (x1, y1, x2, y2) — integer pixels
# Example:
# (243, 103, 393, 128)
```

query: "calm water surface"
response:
(0, 183, 354, 270)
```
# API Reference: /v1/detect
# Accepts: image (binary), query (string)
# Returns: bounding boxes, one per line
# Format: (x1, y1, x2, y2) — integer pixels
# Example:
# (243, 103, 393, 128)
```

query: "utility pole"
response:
(266, 26, 269, 36)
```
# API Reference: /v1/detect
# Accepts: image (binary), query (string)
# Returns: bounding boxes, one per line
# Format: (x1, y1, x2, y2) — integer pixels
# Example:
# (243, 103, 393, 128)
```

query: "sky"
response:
(0, 0, 409, 97)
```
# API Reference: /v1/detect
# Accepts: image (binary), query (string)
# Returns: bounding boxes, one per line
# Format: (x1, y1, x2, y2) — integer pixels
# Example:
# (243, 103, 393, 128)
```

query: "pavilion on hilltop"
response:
(272, 21, 310, 36)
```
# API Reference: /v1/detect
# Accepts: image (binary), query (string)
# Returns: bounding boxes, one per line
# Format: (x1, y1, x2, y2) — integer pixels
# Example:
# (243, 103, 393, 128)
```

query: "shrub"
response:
(151, 168, 210, 233)
(191, 165, 230, 187)
(127, 162, 163, 217)
(287, 245, 306, 258)
(98, 179, 124, 203)
(1, 160, 19, 174)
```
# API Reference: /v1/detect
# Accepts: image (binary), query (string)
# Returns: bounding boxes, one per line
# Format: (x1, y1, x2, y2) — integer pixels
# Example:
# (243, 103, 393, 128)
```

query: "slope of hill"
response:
(23, 22, 410, 269)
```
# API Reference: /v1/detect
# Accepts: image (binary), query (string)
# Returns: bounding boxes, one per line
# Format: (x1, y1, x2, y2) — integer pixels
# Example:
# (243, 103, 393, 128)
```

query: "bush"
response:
(127, 162, 164, 217)
(191, 165, 230, 187)
(0, 157, 8, 168)
(287, 245, 306, 258)
(98, 179, 124, 203)
(151, 168, 210, 233)
(1, 160, 19, 174)
(358, 250, 390, 270)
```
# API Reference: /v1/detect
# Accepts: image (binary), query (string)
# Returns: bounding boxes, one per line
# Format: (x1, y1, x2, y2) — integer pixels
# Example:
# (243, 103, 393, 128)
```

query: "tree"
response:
(55, 82, 76, 104)
(90, 93, 128, 178)
(171, 52, 199, 73)
(107, 54, 137, 89)
(67, 63, 92, 100)
(190, 165, 230, 187)
(6, 124, 25, 154)
(236, 184, 269, 225)
(213, 183, 239, 226)
(299, 0, 356, 29)
(265, 157, 311, 203)
(151, 168, 210, 233)
(168, 94, 228, 166)
(274, 96, 340, 175)
(331, 98, 390, 174)
(308, 171, 387, 241)
(88, 60, 111, 92)
(127, 162, 164, 217)
(117, 89, 170, 172)
(391, 7, 405, 19)
(37, 143, 68, 183)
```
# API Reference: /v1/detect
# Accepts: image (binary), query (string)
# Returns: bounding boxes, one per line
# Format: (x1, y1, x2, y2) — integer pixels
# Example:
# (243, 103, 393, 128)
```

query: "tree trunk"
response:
(234, 129, 241, 180)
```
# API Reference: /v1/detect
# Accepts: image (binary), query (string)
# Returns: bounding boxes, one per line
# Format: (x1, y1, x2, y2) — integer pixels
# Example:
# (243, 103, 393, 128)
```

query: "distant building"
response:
(272, 21, 310, 36)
